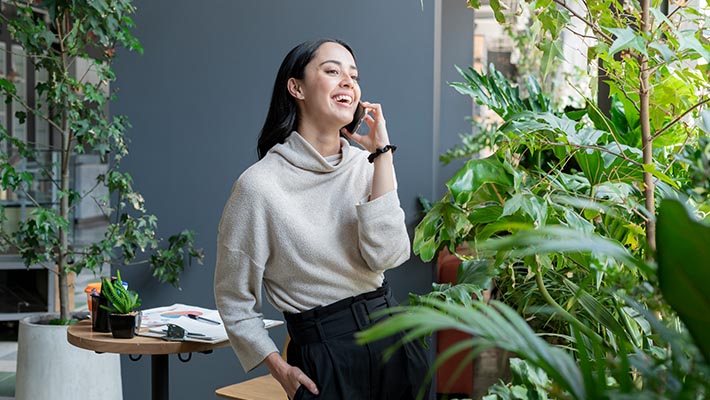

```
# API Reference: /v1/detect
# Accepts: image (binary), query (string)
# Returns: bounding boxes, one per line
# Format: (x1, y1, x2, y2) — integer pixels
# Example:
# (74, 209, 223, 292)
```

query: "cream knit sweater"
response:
(214, 132, 411, 372)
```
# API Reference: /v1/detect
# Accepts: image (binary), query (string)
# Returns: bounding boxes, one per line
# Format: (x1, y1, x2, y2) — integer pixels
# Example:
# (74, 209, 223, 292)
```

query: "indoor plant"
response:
(360, 0, 709, 396)
(0, 0, 202, 324)
(101, 270, 141, 339)
(0, 2, 202, 399)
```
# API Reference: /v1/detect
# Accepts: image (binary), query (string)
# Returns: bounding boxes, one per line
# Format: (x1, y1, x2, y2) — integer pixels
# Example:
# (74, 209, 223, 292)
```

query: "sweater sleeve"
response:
(214, 179, 278, 372)
(355, 189, 411, 272)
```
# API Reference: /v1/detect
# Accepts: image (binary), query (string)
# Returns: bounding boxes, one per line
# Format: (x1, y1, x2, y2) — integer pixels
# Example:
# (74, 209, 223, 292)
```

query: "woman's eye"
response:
(351, 76, 359, 82)
(326, 69, 339, 75)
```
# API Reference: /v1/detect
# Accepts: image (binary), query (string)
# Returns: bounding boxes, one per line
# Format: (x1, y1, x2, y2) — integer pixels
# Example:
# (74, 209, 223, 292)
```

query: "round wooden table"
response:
(67, 320, 229, 400)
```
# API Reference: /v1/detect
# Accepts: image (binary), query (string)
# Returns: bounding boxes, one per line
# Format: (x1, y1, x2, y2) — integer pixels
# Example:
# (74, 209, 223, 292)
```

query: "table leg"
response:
(152, 354, 169, 400)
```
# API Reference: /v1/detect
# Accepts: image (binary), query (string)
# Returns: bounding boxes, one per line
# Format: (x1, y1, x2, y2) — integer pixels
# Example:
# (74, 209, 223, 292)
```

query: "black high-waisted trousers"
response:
(284, 282, 433, 400)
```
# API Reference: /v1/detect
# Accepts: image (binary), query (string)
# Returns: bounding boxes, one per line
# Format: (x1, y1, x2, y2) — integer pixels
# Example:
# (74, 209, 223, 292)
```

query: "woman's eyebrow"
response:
(319, 60, 358, 71)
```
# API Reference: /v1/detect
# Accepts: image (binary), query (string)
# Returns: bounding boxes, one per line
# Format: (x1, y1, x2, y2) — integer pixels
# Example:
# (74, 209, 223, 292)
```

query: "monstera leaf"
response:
(656, 199, 710, 362)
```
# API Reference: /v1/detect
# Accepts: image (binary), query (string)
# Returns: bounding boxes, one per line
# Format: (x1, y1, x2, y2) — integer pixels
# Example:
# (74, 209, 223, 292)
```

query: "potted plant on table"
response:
(101, 270, 141, 339)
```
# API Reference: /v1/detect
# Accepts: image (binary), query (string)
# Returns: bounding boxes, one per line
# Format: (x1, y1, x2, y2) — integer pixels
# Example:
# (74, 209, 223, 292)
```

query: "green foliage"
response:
(149, 230, 205, 287)
(358, 299, 586, 399)
(484, 359, 550, 400)
(656, 199, 710, 362)
(374, 0, 710, 389)
(359, 294, 710, 399)
(0, 1, 202, 321)
(100, 270, 141, 315)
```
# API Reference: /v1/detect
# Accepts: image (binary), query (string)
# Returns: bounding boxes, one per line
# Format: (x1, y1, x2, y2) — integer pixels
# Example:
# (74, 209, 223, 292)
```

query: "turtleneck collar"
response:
(269, 131, 358, 173)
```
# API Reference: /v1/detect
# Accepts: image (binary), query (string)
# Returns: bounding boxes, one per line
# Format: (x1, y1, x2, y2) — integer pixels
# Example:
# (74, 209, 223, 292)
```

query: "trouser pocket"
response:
(292, 385, 306, 400)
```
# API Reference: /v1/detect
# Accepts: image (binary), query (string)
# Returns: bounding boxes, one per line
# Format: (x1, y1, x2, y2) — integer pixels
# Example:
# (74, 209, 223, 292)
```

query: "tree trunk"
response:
(58, 123, 70, 321)
(56, 10, 73, 322)
(640, 0, 656, 255)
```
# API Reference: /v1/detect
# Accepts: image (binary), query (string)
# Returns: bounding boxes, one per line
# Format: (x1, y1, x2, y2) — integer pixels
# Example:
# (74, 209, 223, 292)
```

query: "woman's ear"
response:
(287, 78, 304, 100)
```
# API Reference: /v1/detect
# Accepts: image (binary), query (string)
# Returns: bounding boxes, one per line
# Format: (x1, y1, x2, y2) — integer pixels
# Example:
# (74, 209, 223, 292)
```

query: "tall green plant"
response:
(468, 0, 710, 254)
(361, 0, 710, 395)
(0, 1, 203, 322)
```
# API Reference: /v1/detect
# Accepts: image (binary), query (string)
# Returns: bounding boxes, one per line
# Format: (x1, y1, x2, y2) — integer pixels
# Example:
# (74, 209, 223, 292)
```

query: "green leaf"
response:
(477, 226, 652, 274)
(537, 6, 570, 39)
(488, 0, 506, 23)
(575, 149, 604, 186)
(697, 109, 710, 134)
(457, 259, 493, 291)
(445, 157, 513, 205)
(607, 27, 649, 57)
(0, 78, 16, 94)
(539, 39, 565, 80)
(656, 199, 710, 362)
(14, 111, 27, 124)
(563, 279, 628, 343)
(649, 7, 675, 35)
(642, 164, 679, 189)
(649, 41, 675, 63)
(677, 30, 710, 62)
(468, 204, 504, 225)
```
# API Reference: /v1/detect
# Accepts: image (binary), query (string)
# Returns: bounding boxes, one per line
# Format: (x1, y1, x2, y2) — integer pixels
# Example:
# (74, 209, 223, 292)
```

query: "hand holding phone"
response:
(343, 102, 366, 134)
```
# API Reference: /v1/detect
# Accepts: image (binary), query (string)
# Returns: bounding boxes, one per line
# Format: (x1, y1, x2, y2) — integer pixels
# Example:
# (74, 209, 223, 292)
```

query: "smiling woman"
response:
(214, 38, 433, 400)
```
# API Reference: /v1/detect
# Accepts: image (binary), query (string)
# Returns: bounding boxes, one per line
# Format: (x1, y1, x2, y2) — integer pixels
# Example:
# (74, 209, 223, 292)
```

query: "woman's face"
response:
(289, 42, 360, 131)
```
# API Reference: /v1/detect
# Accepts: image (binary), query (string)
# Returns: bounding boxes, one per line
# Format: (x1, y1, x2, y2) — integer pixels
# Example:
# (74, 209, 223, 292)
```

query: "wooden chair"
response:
(215, 374, 286, 400)
(216, 336, 290, 400)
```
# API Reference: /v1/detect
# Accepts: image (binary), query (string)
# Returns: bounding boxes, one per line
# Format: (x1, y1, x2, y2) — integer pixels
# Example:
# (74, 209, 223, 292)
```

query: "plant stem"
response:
(57, 9, 70, 321)
(652, 97, 710, 140)
(535, 266, 604, 344)
(639, 0, 656, 256)
(553, 0, 615, 44)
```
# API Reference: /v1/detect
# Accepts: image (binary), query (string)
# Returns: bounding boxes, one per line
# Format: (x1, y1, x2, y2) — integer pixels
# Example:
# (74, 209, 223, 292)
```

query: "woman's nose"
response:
(340, 76, 354, 88)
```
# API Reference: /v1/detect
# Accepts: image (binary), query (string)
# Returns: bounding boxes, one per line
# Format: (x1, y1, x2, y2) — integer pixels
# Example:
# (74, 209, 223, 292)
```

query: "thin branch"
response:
(119, 259, 151, 267)
(565, 26, 598, 40)
(662, 127, 693, 175)
(89, 193, 112, 220)
(18, 184, 42, 208)
(553, 0, 615, 44)
(41, 261, 60, 276)
(652, 97, 710, 140)
(666, 5, 683, 20)
(6, 91, 67, 136)
(596, 64, 642, 113)
(537, 140, 643, 166)
(530, 152, 576, 192)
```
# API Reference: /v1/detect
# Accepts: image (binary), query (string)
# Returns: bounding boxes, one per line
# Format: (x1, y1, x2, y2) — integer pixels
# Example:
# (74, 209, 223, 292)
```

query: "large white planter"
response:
(15, 314, 123, 400)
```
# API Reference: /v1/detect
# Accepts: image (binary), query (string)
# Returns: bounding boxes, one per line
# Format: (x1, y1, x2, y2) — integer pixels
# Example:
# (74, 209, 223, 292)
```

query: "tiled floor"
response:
(0, 341, 17, 398)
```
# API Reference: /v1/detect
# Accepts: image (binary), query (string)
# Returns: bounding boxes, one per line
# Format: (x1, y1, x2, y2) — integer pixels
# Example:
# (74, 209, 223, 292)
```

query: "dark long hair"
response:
(257, 38, 355, 159)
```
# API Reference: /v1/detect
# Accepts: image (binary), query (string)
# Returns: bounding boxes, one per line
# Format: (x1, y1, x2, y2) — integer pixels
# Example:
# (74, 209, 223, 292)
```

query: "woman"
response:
(215, 38, 431, 400)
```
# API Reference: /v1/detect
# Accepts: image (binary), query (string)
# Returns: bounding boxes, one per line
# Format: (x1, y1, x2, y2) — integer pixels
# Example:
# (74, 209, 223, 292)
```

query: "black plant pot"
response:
(90, 294, 111, 332)
(108, 312, 141, 339)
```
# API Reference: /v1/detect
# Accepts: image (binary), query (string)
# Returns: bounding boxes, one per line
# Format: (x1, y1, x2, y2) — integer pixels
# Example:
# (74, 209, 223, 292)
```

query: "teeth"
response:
(333, 95, 352, 104)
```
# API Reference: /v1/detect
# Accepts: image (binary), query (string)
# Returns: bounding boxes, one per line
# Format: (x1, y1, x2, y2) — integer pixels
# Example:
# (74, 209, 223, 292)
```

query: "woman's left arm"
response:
(342, 101, 395, 201)
(343, 102, 410, 272)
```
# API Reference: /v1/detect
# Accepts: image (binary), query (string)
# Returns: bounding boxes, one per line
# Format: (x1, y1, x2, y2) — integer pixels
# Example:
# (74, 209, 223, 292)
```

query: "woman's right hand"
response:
(264, 352, 319, 399)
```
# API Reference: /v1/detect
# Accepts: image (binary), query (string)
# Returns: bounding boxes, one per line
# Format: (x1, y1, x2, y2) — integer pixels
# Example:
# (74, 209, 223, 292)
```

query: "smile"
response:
(332, 94, 353, 105)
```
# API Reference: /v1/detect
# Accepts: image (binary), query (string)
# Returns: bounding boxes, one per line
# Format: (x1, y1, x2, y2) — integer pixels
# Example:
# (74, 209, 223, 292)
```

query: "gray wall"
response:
(436, 1, 475, 199)
(113, 1, 472, 398)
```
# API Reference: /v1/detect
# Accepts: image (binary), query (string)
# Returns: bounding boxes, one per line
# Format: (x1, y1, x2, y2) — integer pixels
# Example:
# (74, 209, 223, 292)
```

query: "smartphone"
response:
(344, 102, 366, 134)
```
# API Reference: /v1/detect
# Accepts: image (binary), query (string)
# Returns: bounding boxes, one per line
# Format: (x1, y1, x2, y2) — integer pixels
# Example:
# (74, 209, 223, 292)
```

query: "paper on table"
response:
(139, 303, 283, 344)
